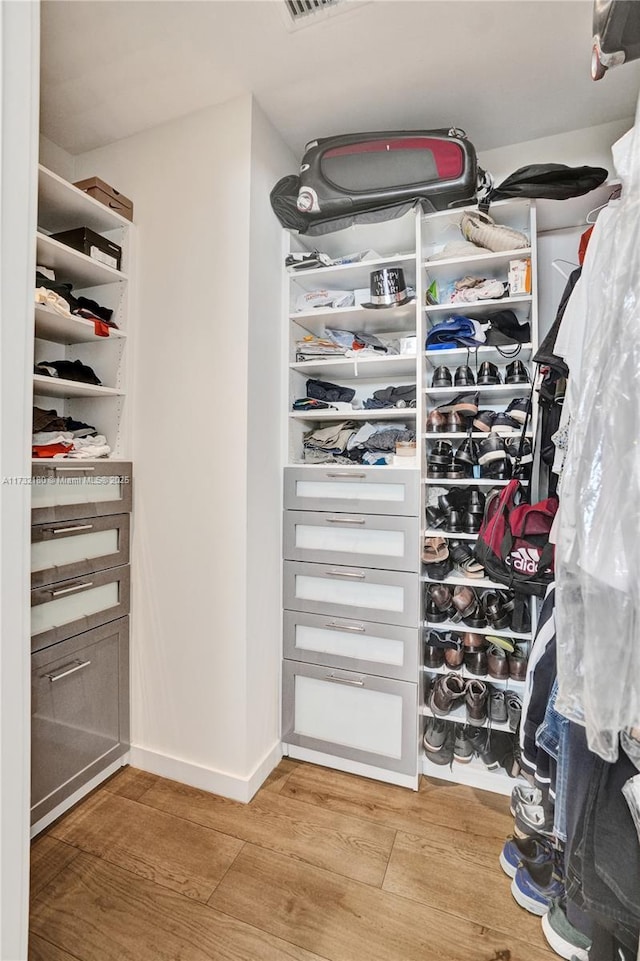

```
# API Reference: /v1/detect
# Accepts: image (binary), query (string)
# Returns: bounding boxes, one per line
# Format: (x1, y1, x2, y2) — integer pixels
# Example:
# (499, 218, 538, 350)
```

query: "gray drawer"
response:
(31, 564, 130, 654)
(282, 659, 417, 776)
(31, 617, 129, 824)
(283, 610, 418, 682)
(32, 461, 132, 524)
(31, 513, 130, 589)
(283, 510, 418, 572)
(284, 467, 419, 516)
(283, 560, 419, 628)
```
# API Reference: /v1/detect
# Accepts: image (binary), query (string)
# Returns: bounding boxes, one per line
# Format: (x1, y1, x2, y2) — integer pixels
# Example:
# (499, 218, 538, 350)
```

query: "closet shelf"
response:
(33, 374, 124, 399)
(423, 247, 531, 271)
(421, 619, 532, 640)
(421, 702, 513, 733)
(290, 302, 416, 337)
(422, 753, 521, 795)
(289, 253, 415, 291)
(34, 304, 126, 345)
(36, 233, 127, 289)
(422, 665, 526, 690)
(424, 383, 531, 399)
(290, 408, 416, 422)
(421, 573, 508, 591)
(37, 164, 132, 233)
(422, 529, 477, 541)
(290, 354, 417, 380)
(425, 295, 532, 316)
(423, 432, 532, 440)
(424, 344, 533, 365)
(424, 478, 528, 487)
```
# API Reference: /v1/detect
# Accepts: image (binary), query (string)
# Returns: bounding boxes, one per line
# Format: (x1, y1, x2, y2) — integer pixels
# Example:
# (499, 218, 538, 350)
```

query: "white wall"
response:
(39, 134, 74, 180)
(245, 100, 296, 776)
(0, 3, 39, 959)
(72, 94, 293, 798)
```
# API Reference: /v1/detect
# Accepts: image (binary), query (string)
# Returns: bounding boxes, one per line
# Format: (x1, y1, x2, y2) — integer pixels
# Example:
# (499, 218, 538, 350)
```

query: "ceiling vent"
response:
(282, 0, 368, 32)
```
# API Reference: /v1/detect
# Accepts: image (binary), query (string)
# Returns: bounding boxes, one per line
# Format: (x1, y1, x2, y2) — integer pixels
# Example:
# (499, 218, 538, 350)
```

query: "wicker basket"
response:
(460, 211, 529, 252)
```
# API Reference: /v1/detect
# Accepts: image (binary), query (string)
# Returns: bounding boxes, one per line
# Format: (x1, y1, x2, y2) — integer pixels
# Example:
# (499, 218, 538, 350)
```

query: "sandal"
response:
(448, 540, 485, 578)
(422, 536, 449, 564)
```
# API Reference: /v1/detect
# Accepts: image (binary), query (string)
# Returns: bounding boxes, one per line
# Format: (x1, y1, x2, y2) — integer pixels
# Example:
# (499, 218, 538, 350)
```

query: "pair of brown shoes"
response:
(429, 673, 489, 727)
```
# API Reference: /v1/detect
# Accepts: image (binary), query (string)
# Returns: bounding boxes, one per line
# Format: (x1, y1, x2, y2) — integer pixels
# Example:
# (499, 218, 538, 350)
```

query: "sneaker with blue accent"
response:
(499, 834, 555, 879)
(511, 858, 564, 915)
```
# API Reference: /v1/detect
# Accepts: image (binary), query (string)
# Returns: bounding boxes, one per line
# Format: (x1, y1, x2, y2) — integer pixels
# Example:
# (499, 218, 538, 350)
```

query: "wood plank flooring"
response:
(29, 760, 556, 961)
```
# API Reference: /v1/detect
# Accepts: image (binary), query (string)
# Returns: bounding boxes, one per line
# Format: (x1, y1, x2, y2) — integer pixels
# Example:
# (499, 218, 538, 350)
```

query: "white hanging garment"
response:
(555, 115, 640, 762)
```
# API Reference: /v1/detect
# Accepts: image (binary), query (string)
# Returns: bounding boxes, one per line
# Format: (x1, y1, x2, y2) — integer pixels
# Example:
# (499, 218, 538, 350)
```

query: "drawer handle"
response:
(326, 673, 365, 687)
(326, 472, 366, 479)
(49, 581, 94, 597)
(50, 466, 96, 473)
(325, 516, 365, 525)
(324, 569, 365, 580)
(45, 659, 92, 682)
(325, 621, 366, 633)
(47, 524, 94, 535)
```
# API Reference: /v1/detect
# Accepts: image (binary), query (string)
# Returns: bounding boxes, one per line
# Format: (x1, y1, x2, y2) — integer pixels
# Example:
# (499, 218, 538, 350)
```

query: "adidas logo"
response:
(506, 546, 540, 574)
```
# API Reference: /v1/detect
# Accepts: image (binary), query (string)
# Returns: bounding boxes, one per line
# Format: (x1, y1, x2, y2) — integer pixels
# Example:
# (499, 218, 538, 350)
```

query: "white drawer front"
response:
(284, 510, 418, 572)
(32, 583, 119, 636)
(283, 611, 418, 681)
(282, 660, 417, 775)
(32, 462, 132, 523)
(284, 468, 419, 516)
(32, 529, 118, 572)
(31, 513, 130, 589)
(284, 561, 418, 627)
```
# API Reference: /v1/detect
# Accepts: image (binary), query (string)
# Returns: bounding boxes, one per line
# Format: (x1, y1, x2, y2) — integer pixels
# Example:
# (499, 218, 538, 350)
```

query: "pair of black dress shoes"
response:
(431, 360, 530, 389)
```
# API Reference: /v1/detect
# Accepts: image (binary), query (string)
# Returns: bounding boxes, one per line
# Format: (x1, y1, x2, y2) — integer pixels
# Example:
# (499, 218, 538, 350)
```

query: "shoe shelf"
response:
(34, 304, 126, 345)
(288, 253, 416, 291)
(423, 432, 533, 440)
(424, 478, 528, 487)
(422, 529, 477, 541)
(422, 247, 532, 272)
(424, 345, 533, 366)
(289, 408, 416, 422)
(36, 233, 128, 289)
(38, 164, 131, 233)
(424, 296, 532, 317)
(290, 302, 416, 337)
(421, 573, 510, 591)
(421, 703, 514, 734)
(424, 384, 531, 399)
(422, 664, 526, 691)
(32, 374, 125, 399)
(289, 354, 417, 380)
(421, 620, 532, 640)
(421, 752, 520, 796)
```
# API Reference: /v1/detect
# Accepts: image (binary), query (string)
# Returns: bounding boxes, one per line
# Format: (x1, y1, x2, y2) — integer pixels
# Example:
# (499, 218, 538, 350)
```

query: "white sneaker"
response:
(510, 782, 542, 817)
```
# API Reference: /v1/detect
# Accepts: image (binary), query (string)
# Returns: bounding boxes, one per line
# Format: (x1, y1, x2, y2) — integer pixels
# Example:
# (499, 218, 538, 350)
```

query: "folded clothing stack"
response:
(35, 267, 118, 334)
(293, 379, 416, 413)
(303, 420, 415, 466)
(32, 406, 110, 459)
(34, 359, 101, 385)
(295, 328, 397, 362)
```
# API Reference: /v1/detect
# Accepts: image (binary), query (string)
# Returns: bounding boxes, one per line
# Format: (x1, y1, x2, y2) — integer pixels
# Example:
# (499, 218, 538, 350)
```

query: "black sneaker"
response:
(505, 397, 529, 424)
(424, 725, 454, 766)
(473, 410, 496, 432)
(423, 716, 448, 752)
(506, 691, 523, 733)
(453, 724, 475, 764)
(436, 392, 479, 415)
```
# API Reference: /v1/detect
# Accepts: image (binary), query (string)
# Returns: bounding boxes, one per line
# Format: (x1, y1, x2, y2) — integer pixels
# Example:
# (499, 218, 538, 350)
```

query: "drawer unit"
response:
(282, 659, 417, 775)
(283, 610, 418, 681)
(283, 510, 418, 572)
(31, 564, 130, 654)
(284, 560, 419, 628)
(284, 467, 419, 517)
(31, 617, 130, 824)
(31, 461, 132, 524)
(31, 513, 130, 589)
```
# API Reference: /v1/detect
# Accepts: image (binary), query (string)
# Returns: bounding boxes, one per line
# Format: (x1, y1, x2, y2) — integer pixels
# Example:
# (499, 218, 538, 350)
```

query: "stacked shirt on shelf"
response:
(293, 378, 416, 415)
(295, 328, 399, 362)
(32, 406, 111, 459)
(35, 266, 118, 336)
(303, 421, 415, 466)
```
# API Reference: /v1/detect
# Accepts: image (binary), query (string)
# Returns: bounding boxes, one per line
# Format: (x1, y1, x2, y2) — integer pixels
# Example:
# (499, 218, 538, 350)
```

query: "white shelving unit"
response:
(34, 164, 133, 459)
(419, 197, 539, 795)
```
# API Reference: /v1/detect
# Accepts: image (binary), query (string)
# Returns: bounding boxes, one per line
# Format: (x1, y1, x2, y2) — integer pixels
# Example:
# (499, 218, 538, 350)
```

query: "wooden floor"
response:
(30, 760, 555, 961)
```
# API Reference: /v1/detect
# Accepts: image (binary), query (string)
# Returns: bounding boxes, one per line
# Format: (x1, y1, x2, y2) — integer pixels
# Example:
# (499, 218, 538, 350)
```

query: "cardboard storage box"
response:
(73, 176, 134, 222)
(50, 227, 122, 271)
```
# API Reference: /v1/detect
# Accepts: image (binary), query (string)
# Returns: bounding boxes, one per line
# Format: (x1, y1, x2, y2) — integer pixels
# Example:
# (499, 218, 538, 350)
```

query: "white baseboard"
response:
(129, 741, 282, 803)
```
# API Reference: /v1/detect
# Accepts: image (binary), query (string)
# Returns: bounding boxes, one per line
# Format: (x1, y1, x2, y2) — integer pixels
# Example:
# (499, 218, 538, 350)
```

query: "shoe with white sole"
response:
(511, 859, 564, 916)
(541, 899, 591, 961)
(499, 834, 555, 879)
(514, 800, 555, 838)
(510, 782, 542, 817)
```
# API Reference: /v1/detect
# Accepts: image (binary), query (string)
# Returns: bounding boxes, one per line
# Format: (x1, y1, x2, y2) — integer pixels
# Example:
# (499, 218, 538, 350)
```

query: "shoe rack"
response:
(419, 199, 539, 794)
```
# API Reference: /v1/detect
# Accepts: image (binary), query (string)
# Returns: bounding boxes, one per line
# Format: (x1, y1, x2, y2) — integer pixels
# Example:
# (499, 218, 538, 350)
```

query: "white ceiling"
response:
(41, 0, 640, 160)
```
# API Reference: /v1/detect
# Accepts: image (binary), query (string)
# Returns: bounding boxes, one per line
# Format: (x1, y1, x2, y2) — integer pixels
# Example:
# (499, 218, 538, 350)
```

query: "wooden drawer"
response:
(31, 513, 130, 589)
(31, 564, 130, 654)
(282, 659, 417, 776)
(283, 509, 418, 573)
(31, 461, 132, 524)
(283, 610, 418, 682)
(31, 617, 129, 824)
(283, 560, 419, 628)
(284, 467, 419, 516)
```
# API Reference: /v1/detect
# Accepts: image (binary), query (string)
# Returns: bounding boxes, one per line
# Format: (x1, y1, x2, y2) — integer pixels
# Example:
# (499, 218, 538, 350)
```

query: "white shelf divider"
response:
(423, 247, 532, 271)
(420, 620, 533, 640)
(33, 374, 124, 399)
(421, 753, 520, 796)
(290, 408, 416, 422)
